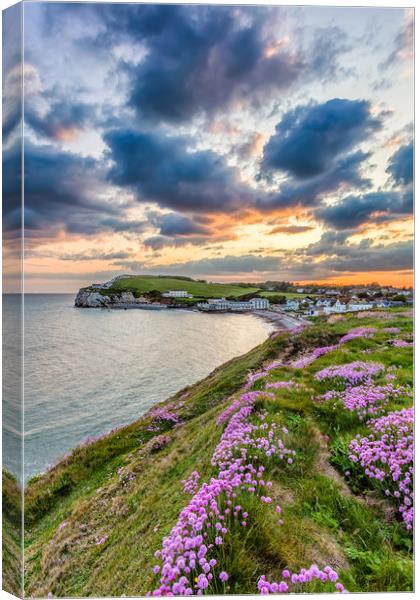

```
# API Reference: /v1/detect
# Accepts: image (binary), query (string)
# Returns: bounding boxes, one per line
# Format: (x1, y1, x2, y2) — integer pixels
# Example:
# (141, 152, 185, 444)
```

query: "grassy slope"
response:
(2, 469, 22, 597)
(23, 310, 413, 597)
(107, 276, 261, 298)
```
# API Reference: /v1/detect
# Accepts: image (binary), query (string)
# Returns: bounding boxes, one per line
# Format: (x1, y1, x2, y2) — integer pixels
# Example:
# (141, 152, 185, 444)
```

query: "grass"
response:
(101, 275, 261, 299)
(2, 469, 22, 597)
(14, 309, 414, 596)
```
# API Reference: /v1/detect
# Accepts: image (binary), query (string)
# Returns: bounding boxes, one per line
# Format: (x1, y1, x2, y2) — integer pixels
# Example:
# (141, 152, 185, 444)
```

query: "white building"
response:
(198, 297, 269, 312)
(249, 297, 270, 310)
(162, 290, 193, 298)
(323, 300, 347, 314)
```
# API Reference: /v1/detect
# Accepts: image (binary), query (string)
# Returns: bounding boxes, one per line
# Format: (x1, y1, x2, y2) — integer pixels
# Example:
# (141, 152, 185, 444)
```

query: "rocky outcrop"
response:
(75, 288, 112, 307)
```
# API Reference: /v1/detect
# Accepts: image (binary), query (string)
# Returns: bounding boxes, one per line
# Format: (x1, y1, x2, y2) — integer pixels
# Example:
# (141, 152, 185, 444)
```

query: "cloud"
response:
(386, 140, 413, 186)
(269, 225, 314, 235)
(299, 230, 413, 271)
(315, 190, 412, 230)
(125, 6, 302, 123)
(327, 240, 413, 272)
(266, 150, 373, 211)
(150, 254, 282, 276)
(105, 97, 380, 221)
(25, 97, 96, 142)
(262, 98, 382, 178)
(382, 10, 414, 68)
(2, 4, 23, 142)
(2, 140, 145, 240)
(64, 4, 350, 124)
(105, 129, 259, 213)
(59, 250, 133, 262)
(143, 235, 211, 250)
(150, 212, 212, 237)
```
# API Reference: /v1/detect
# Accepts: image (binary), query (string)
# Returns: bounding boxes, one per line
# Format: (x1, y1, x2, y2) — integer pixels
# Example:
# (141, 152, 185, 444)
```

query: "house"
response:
(162, 290, 193, 298)
(300, 297, 315, 307)
(324, 299, 347, 314)
(283, 299, 300, 311)
(315, 299, 331, 308)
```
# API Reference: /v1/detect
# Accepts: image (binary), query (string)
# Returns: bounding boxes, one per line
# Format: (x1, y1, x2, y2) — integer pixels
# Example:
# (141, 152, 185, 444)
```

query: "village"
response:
(82, 276, 413, 315)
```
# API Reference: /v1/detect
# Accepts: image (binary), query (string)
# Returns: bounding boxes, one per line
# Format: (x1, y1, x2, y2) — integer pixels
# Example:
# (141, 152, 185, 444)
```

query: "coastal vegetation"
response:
(101, 276, 261, 299)
(5, 309, 413, 596)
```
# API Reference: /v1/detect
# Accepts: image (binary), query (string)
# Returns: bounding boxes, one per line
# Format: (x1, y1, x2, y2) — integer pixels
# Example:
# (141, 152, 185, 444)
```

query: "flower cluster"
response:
(290, 355, 317, 369)
(321, 382, 408, 420)
(257, 564, 347, 594)
(217, 391, 265, 425)
(150, 388, 294, 596)
(338, 327, 376, 344)
(383, 327, 401, 334)
(392, 339, 413, 348)
(348, 408, 413, 530)
(146, 434, 172, 453)
(149, 401, 185, 431)
(182, 471, 200, 495)
(315, 361, 384, 385)
(245, 371, 267, 389)
(95, 534, 109, 546)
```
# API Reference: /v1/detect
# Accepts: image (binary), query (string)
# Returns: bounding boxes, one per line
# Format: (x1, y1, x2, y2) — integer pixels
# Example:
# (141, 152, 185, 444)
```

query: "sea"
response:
(2, 294, 275, 482)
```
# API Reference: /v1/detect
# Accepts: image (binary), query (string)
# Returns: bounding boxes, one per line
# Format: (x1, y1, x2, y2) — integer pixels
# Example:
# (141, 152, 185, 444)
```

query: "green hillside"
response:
(14, 309, 413, 596)
(102, 275, 259, 298)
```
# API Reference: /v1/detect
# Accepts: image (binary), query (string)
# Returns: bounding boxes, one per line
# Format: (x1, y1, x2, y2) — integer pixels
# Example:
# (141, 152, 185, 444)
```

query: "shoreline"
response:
(80, 301, 310, 332)
(23, 309, 287, 484)
(252, 309, 311, 330)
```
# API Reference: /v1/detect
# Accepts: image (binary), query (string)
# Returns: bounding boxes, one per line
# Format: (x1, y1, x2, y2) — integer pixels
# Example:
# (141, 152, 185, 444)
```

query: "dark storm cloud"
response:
(260, 150, 372, 210)
(44, 3, 350, 124)
(2, 141, 145, 239)
(105, 129, 259, 213)
(315, 190, 413, 230)
(386, 141, 413, 186)
(105, 99, 379, 218)
(262, 98, 382, 178)
(150, 212, 212, 237)
(126, 11, 352, 124)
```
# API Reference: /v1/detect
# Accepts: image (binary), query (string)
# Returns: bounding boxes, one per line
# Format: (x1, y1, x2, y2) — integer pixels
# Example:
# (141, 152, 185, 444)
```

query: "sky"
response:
(2, 2, 414, 292)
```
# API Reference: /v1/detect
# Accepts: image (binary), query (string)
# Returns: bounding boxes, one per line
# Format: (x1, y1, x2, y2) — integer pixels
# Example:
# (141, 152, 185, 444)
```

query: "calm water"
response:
(3, 294, 274, 481)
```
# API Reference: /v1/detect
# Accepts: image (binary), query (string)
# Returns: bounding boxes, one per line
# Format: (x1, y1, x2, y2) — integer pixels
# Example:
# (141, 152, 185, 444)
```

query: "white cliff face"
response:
(74, 288, 139, 307)
(74, 289, 111, 307)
